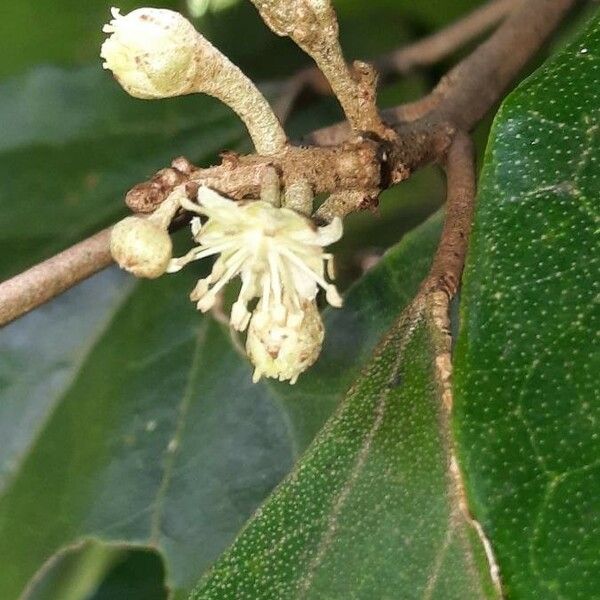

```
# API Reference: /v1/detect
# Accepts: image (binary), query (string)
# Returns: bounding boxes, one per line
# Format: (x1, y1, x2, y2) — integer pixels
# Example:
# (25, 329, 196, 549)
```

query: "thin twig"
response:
(417, 132, 502, 595)
(423, 131, 476, 297)
(376, 0, 519, 75)
(0, 229, 113, 326)
(273, 0, 519, 124)
(0, 0, 577, 328)
(385, 0, 577, 128)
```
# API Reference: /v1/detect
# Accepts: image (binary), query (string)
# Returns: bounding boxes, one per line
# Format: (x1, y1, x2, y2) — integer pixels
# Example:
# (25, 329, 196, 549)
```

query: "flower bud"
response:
(101, 7, 199, 99)
(110, 216, 172, 278)
(246, 301, 324, 384)
(101, 7, 287, 155)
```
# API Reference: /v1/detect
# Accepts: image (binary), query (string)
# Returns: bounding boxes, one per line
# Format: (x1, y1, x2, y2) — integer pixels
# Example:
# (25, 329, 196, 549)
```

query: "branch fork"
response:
(0, 0, 577, 331)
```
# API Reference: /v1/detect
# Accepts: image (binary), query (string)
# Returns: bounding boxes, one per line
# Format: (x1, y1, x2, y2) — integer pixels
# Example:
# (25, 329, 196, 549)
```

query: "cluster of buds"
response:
(101, 4, 367, 383)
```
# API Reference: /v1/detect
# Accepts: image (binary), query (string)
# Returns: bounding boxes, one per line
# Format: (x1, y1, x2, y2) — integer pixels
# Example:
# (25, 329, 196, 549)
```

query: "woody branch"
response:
(0, 0, 577, 327)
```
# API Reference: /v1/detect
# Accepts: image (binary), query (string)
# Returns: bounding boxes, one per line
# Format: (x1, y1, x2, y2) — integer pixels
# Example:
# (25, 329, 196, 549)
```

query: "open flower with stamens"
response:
(167, 186, 343, 334)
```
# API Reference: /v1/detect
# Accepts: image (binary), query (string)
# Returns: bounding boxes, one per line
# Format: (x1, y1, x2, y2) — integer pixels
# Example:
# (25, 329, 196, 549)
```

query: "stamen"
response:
(191, 217, 202, 237)
(324, 254, 336, 279)
(325, 285, 343, 307)
(261, 272, 271, 310)
(180, 196, 209, 216)
(273, 253, 303, 312)
(190, 278, 210, 301)
(278, 246, 332, 297)
(267, 252, 284, 312)
(231, 301, 251, 331)
(196, 294, 215, 312)
(231, 271, 256, 331)
(167, 239, 240, 272)
(205, 247, 249, 297)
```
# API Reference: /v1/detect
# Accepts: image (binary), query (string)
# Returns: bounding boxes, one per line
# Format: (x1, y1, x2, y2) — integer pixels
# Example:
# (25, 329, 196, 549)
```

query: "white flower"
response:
(101, 7, 199, 99)
(168, 186, 343, 332)
(246, 299, 324, 384)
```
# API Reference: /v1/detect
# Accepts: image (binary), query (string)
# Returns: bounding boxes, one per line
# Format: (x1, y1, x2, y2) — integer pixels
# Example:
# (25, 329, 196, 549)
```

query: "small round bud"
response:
(246, 301, 324, 384)
(110, 216, 172, 278)
(101, 7, 199, 99)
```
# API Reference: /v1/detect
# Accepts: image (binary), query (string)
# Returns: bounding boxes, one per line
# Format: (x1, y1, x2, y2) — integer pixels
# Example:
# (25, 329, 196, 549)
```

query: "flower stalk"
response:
(101, 7, 287, 155)
(249, 0, 386, 135)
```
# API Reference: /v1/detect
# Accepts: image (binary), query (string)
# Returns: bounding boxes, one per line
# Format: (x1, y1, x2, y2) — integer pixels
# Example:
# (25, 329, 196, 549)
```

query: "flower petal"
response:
(316, 216, 343, 245)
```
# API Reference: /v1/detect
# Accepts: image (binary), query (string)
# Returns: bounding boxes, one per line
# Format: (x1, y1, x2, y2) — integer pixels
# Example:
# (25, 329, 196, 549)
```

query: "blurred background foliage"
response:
(0, 1, 589, 598)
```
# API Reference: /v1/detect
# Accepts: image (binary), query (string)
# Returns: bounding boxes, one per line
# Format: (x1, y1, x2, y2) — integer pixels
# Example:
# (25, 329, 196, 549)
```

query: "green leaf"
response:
(89, 550, 168, 600)
(0, 56, 446, 598)
(26, 543, 125, 600)
(454, 15, 600, 599)
(0, 210, 443, 599)
(0, 269, 133, 494)
(26, 544, 167, 600)
(0, 267, 295, 600)
(260, 209, 446, 449)
(190, 281, 499, 599)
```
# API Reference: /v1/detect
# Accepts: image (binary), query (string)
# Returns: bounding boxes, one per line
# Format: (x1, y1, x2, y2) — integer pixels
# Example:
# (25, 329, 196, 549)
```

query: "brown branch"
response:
(273, 0, 519, 124)
(415, 129, 502, 596)
(126, 141, 387, 213)
(376, 0, 519, 75)
(0, 0, 577, 328)
(439, 0, 577, 130)
(312, 0, 576, 144)
(126, 121, 451, 214)
(385, 0, 577, 128)
(423, 131, 476, 297)
(0, 228, 113, 327)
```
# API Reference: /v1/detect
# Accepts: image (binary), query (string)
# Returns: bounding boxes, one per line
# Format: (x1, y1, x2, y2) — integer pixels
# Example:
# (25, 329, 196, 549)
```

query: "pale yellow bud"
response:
(110, 216, 172, 279)
(101, 7, 199, 99)
(101, 7, 287, 154)
(246, 301, 324, 385)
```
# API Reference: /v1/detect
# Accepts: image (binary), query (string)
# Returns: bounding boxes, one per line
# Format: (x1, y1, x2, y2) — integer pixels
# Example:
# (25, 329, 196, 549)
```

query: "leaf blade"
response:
(0, 205, 445, 599)
(190, 291, 499, 599)
(454, 15, 600, 599)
